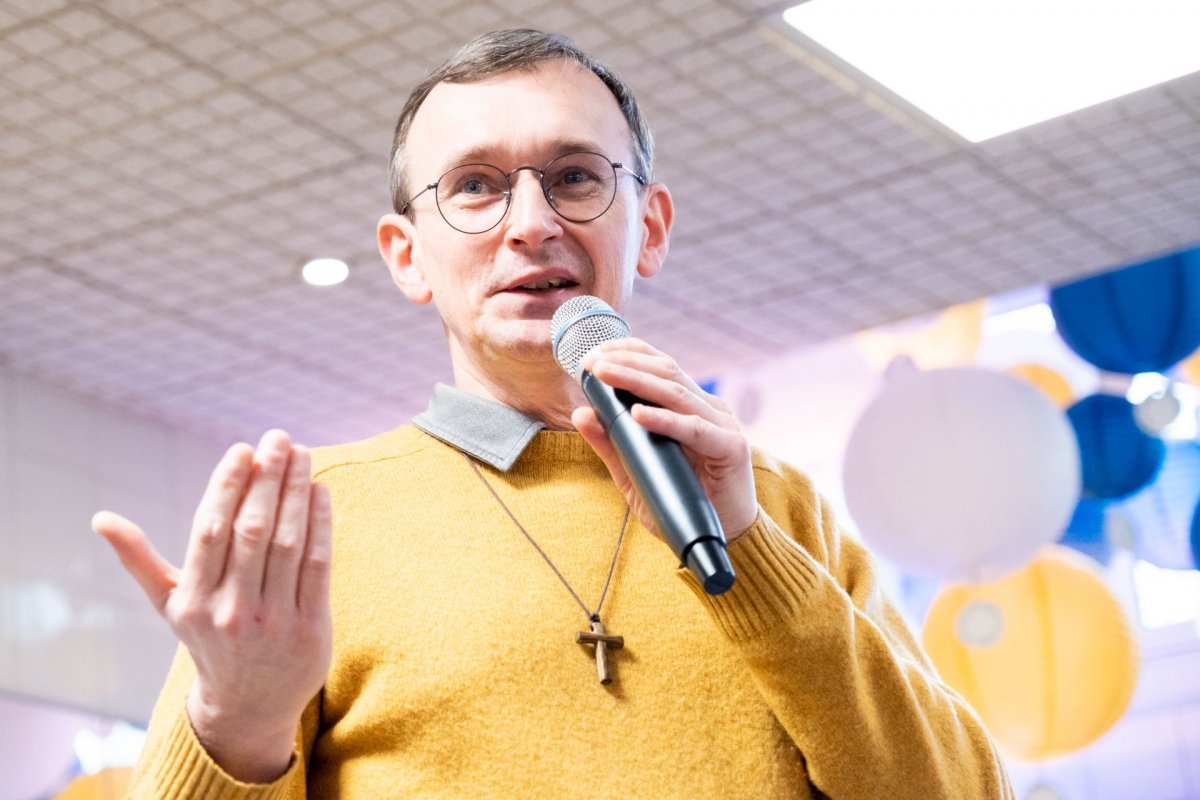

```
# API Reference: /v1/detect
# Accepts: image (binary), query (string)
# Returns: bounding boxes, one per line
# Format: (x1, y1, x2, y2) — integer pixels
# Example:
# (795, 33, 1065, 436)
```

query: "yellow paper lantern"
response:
(921, 547, 1138, 761)
(1180, 347, 1200, 386)
(1005, 363, 1075, 408)
(55, 767, 133, 800)
(856, 300, 986, 372)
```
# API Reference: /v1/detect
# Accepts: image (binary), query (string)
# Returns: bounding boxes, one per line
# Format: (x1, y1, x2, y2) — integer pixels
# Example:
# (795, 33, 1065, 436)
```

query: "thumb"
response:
(92, 511, 180, 614)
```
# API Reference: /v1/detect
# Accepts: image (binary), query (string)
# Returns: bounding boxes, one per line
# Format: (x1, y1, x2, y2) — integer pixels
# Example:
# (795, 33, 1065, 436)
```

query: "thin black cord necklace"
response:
(465, 454, 629, 684)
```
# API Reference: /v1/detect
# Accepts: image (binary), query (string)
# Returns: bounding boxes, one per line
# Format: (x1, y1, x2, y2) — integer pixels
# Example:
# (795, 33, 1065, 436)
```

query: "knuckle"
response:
(213, 606, 261, 639)
(732, 434, 751, 461)
(175, 600, 209, 630)
(217, 471, 245, 493)
(303, 550, 332, 576)
(269, 535, 302, 558)
(195, 517, 229, 546)
(257, 450, 289, 477)
(234, 514, 270, 542)
(213, 610, 242, 638)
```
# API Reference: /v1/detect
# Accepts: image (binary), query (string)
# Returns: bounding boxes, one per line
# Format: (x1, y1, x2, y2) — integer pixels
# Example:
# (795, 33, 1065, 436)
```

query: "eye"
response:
(550, 164, 601, 188)
(560, 167, 596, 185)
(450, 172, 504, 196)
(439, 165, 508, 204)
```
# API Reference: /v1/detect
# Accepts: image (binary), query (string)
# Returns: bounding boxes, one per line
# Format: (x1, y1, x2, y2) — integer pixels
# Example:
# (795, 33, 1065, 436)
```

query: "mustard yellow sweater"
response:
(129, 425, 1012, 799)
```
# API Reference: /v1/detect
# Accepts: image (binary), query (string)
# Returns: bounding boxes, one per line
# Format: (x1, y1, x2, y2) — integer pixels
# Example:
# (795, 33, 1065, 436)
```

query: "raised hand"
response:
(571, 338, 759, 543)
(92, 429, 332, 783)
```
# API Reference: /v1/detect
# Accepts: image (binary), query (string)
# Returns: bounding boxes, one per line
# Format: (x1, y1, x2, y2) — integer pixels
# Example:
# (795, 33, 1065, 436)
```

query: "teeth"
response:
(519, 277, 569, 290)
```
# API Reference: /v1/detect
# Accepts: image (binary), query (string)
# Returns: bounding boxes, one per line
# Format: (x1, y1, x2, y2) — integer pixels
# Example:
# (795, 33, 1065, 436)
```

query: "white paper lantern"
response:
(843, 366, 1081, 579)
(0, 696, 83, 800)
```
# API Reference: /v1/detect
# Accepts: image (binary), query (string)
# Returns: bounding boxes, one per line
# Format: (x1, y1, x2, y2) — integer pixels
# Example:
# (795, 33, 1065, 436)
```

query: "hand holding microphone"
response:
(553, 296, 758, 594)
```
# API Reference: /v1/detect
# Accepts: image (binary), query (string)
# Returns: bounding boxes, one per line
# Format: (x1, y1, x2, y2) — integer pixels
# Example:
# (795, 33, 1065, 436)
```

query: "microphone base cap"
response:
(685, 539, 736, 595)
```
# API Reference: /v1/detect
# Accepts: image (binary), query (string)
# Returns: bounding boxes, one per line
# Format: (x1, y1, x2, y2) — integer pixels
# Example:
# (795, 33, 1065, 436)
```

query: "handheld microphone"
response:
(551, 296, 735, 595)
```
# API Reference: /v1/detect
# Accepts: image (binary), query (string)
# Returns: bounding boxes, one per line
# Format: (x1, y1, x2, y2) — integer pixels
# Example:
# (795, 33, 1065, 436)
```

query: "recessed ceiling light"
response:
(302, 258, 349, 287)
(783, 0, 1200, 141)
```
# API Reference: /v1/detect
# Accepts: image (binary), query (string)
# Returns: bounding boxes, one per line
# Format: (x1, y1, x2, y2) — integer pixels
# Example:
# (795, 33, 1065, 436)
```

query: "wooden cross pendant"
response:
(575, 617, 624, 685)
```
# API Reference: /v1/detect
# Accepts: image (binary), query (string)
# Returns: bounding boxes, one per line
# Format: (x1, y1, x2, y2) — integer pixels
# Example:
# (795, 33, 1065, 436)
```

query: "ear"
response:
(636, 182, 674, 279)
(378, 213, 432, 304)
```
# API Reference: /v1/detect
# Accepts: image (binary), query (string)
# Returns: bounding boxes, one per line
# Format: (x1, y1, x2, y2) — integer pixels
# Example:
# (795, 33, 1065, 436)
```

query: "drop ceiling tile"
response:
(168, 26, 239, 61)
(5, 56, 61, 91)
(125, 4, 203, 40)
(1, 0, 1198, 455)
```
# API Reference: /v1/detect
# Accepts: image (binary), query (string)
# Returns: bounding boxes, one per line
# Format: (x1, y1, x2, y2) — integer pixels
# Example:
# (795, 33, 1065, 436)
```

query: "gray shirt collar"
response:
(412, 383, 545, 471)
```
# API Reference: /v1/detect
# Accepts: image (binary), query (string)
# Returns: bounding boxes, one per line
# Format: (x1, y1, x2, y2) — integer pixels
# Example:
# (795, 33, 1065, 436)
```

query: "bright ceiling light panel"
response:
(302, 258, 349, 287)
(783, 0, 1200, 141)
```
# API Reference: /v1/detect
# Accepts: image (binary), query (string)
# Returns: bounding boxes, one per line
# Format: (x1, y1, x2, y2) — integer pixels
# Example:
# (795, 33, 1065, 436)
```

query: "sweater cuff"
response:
(146, 707, 298, 800)
(677, 508, 824, 641)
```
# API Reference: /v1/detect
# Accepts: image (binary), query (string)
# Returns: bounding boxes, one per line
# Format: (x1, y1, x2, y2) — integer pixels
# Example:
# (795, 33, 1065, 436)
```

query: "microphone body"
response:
(552, 297, 735, 595)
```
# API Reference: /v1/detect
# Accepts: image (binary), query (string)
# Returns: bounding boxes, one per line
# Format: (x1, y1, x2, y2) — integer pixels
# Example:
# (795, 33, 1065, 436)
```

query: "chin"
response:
(484, 321, 559, 364)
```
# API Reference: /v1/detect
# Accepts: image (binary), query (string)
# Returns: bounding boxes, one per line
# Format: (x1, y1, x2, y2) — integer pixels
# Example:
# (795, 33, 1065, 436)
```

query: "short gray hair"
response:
(388, 28, 654, 213)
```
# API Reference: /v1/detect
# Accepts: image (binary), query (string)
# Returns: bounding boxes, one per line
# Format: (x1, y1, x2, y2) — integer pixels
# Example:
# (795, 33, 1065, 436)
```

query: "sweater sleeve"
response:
(677, 458, 1014, 800)
(126, 645, 320, 800)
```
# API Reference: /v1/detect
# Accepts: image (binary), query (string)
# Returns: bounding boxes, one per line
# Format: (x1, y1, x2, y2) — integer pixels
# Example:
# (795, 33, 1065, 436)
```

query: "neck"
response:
(450, 345, 585, 431)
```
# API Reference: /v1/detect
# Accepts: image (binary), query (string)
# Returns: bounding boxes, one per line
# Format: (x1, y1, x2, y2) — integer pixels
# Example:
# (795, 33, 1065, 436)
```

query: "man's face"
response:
(380, 60, 672, 368)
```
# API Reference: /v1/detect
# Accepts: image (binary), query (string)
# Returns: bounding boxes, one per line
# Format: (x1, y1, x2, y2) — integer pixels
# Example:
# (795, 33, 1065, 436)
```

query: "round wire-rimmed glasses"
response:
(399, 151, 647, 234)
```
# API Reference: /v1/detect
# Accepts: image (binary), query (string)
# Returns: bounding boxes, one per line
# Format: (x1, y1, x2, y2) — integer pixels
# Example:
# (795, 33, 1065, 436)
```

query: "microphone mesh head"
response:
(550, 295, 630, 380)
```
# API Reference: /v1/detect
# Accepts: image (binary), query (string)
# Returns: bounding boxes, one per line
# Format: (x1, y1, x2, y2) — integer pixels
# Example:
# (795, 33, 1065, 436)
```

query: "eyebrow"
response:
(439, 139, 611, 172)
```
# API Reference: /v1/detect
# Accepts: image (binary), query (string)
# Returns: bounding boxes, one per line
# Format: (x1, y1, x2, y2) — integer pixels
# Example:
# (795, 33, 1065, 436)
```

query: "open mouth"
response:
(508, 277, 579, 293)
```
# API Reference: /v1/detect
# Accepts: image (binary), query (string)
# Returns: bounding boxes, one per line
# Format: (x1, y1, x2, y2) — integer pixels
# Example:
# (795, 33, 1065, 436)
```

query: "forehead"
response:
(406, 60, 635, 173)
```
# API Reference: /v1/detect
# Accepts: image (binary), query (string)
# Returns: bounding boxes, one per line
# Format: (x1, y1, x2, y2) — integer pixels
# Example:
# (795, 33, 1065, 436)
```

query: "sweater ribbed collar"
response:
(412, 383, 547, 472)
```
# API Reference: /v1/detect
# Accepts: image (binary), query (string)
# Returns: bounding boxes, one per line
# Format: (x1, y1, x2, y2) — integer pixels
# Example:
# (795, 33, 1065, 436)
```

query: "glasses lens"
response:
(542, 152, 616, 223)
(435, 164, 510, 233)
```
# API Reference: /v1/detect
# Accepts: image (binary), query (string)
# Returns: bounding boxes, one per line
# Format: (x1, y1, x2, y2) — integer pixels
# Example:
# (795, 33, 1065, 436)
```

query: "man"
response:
(95, 29, 1013, 799)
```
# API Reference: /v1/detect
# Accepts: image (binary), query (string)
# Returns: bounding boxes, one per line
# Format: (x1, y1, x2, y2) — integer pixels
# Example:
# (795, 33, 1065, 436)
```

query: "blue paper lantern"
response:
(1191, 501, 1199, 570)
(1049, 247, 1200, 374)
(1059, 496, 1113, 565)
(1113, 441, 1200, 570)
(1067, 393, 1166, 499)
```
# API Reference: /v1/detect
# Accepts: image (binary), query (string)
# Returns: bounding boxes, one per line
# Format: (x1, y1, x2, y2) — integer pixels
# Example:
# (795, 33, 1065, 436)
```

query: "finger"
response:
(181, 442, 255, 594)
(587, 360, 725, 425)
(591, 339, 731, 410)
(92, 511, 180, 614)
(582, 338, 661, 375)
(226, 430, 293, 600)
(630, 403, 745, 461)
(262, 445, 312, 609)
(588, 349, 685, 383)
(297, 482, 333, 615)
(597, 337, 660, 356)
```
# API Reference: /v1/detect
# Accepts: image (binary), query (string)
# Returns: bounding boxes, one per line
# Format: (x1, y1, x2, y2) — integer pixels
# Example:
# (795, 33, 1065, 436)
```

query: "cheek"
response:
(598, 200, 642, 256)
(421, 234, 486, 296)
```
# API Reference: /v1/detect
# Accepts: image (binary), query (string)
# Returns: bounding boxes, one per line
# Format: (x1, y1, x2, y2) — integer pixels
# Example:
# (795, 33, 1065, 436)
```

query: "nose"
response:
(503, 169, 562, 248)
